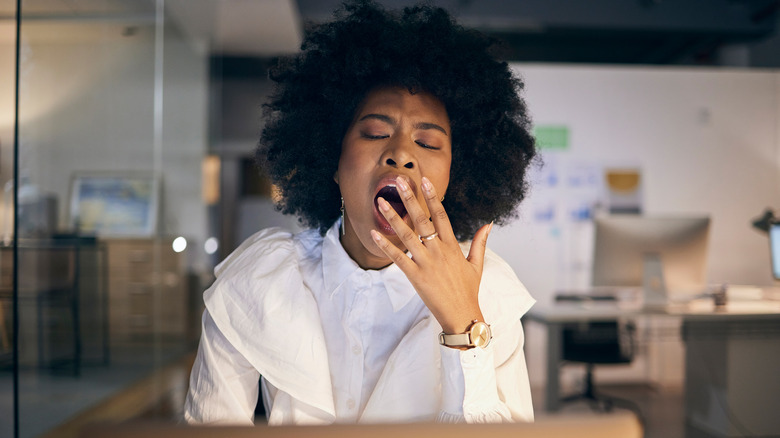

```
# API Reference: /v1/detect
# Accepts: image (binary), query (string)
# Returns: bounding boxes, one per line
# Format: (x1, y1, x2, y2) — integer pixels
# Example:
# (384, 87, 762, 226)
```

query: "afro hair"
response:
(258, 0, 537, 240)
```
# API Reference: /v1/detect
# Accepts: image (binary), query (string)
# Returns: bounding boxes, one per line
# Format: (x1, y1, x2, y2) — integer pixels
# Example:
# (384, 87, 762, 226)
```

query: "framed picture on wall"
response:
(68, 171, 160, 237)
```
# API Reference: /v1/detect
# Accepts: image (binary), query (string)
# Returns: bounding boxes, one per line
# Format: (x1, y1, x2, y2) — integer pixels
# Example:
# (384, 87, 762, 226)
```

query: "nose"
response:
(385, 157, 414, 169)
(381, 137, 416, 170)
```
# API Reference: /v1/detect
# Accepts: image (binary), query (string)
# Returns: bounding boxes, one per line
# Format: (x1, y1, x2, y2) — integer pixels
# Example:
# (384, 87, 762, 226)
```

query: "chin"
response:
(365, 233, 402, 260)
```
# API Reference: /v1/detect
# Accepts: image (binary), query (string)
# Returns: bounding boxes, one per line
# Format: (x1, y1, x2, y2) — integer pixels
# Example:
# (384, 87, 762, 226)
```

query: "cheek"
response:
(336, 137, 371, 183)
(337, 155, 361, 187)
(433, 156, 452, 195)
(336, 147, 356, 184)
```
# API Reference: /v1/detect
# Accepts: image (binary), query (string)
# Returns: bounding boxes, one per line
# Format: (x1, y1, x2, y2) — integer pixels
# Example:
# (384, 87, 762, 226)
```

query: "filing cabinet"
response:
(105, 238, 187, 343)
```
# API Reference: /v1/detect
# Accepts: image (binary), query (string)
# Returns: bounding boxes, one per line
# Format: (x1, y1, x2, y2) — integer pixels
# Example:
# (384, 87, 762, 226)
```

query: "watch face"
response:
(470, 322, 491, 348)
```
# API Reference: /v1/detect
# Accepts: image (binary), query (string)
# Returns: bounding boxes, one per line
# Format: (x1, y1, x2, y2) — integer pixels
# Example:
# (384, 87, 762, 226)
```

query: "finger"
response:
(420, 176, 456, 244)
(466, 222, 493, 274)
(370, 229, 418, 273)
(395, 176, 436, 239)
(377, 197, 425, 251)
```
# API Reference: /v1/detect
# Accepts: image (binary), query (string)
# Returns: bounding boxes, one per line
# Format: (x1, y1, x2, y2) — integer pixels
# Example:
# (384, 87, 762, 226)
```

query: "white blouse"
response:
(184, 222, 535, 425)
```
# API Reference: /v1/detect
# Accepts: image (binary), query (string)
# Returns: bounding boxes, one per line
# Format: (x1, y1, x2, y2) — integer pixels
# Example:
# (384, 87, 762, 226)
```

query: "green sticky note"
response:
(533, 125, 569, 150)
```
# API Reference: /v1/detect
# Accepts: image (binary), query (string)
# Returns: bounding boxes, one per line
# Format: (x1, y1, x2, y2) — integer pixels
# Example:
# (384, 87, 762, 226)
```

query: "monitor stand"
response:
(642, 252, 667, 306)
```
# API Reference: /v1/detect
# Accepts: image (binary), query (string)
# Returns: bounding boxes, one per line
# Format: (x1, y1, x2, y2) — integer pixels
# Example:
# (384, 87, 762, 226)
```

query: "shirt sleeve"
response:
(436, 316, 533, 423)
(436, 247, 535, 423)
(183, 309, 260, 425)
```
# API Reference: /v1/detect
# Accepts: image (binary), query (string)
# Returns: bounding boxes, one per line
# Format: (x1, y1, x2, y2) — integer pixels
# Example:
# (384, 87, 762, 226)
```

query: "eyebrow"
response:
(358, 113, 448, 136)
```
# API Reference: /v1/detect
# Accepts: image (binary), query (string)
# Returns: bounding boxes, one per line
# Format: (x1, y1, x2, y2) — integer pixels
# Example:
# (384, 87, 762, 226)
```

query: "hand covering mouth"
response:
(374, 185, 408, 218)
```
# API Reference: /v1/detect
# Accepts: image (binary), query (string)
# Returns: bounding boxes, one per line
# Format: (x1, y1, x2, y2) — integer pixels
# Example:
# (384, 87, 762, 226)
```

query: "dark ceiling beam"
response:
(297, 0, 776, 36)
(295, 0, 778, 66)
(635, 34, 724, 64)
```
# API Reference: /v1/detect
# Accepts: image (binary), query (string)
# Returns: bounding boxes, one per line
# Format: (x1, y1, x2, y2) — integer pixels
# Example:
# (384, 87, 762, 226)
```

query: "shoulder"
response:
(205, 227, 324, 309)
(482, 247, 535, 314)
(204, 227, 324, 333)
(213, 227, 321, 279)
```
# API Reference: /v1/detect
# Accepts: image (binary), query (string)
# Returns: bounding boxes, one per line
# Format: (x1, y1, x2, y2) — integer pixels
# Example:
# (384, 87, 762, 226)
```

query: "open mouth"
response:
(374, 185, 408, 218)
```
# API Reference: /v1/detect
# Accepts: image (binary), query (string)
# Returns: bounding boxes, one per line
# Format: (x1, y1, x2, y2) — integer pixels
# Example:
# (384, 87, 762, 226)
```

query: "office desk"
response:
(527, 297, 780, 437)
(0, 237, 108, 373)
(526, 300, 648, 413)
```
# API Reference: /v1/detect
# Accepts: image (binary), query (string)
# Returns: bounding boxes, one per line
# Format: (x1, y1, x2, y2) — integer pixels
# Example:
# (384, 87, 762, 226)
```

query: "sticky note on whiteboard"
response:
(533, 125, 569, 150)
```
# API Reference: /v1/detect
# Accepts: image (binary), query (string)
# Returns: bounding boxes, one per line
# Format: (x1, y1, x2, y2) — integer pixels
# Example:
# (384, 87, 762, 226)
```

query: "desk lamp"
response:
(751, 208, 776, 234)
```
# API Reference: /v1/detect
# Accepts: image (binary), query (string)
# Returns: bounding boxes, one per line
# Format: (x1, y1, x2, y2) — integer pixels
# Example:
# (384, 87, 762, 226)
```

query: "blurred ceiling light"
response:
(204, 236, 219, 255)
(172, 236, 187, 253)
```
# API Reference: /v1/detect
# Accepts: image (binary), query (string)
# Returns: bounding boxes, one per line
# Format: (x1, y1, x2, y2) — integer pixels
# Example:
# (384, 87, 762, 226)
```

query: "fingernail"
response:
(396, 176, 409, 193)
(370, 230, 382, 241)
(421, 176, 432, 194)
(378, 197, 391, 212)
(488, 221, 494, 234)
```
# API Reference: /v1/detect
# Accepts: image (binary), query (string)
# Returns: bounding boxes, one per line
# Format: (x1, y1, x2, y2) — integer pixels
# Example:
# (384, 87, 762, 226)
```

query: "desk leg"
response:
(545, 322, 562, 412)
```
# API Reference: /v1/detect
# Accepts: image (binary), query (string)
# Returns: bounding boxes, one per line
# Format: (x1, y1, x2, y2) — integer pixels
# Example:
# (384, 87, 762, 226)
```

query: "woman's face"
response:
(336, 86, 452, 270)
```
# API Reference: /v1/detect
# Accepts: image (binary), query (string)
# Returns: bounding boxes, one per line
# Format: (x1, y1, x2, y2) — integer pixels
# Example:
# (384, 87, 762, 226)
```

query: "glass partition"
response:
(6, 0, 213, 435)
(3, 0, 302, 433)
(1, 1, 17, 436)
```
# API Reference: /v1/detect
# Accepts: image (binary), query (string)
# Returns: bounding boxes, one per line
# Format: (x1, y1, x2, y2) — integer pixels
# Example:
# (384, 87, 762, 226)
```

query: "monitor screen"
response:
(771, 222, 780, 280)
(592, 215, 710, 298)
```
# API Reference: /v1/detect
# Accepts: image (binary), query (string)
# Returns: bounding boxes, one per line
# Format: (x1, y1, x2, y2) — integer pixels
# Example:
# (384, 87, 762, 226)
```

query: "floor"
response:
(535, 383, 685, 438)
(1, 349, 686, 438)
(0, 341, 192, 438)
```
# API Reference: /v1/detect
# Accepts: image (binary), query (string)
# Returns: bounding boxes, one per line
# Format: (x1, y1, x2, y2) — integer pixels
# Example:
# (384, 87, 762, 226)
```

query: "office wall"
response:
(496, 64, 780, 302)
(494, 64, 780, 387)
(0, 20, 209, 269)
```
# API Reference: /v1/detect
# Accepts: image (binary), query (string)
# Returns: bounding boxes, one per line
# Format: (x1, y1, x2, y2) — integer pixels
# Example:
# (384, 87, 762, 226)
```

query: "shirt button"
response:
(352, 345, 362, 355)
(347, 398, 356, 409)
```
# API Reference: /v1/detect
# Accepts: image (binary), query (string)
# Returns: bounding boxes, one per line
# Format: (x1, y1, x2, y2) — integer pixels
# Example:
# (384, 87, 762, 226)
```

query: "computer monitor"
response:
(592, 215, 711, 303)
(770, 222, 780, 280)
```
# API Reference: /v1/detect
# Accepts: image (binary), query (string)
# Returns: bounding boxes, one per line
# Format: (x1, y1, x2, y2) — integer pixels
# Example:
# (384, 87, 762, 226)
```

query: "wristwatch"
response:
(438, 320, 492, 349)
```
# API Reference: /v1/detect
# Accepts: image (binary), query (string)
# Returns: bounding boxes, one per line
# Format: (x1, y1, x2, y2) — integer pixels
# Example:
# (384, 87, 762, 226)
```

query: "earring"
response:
(340, 197, 345, 236)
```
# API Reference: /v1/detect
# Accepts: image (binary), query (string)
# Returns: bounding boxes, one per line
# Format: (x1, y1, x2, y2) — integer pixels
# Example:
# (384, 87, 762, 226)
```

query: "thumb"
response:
(467, 221, 493, 270)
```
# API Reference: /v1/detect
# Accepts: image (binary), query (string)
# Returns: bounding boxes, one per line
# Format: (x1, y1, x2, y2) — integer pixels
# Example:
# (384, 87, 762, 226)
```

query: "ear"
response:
(333, 171, 339, 184)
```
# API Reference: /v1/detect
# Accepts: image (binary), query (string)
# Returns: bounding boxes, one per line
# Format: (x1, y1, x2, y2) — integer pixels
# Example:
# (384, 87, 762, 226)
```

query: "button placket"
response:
(360, 271, 372, 288)
(345, 274, 366, 414)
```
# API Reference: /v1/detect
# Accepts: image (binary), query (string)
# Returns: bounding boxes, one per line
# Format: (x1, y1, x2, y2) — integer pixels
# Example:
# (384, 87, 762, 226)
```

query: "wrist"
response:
(439, 319, 492, 350)
(439, 312, 484, 335)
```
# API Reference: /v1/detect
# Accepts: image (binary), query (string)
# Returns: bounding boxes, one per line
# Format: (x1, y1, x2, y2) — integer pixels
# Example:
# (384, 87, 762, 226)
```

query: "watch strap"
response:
(438, 332, 471, 347)
(439, 319, 492, 349)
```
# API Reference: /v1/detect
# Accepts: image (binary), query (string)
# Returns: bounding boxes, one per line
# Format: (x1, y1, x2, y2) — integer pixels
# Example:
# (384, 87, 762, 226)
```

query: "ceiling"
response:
(1, 0, 779, 66)
(295, 0, 780, 66)
(0, 0, 302, 54)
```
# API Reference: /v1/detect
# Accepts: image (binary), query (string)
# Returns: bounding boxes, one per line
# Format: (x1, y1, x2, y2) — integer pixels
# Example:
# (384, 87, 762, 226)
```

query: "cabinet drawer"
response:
(105, 238, 187, 342)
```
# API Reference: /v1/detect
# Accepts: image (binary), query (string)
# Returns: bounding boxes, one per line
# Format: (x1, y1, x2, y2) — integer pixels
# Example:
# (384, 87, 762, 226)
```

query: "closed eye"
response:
(361, 133, 389, 140)
(416, 140, 440, 150)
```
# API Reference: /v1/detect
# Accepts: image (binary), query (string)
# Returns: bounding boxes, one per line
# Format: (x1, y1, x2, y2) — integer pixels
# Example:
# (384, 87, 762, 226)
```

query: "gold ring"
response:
(420, 232, 438, 242)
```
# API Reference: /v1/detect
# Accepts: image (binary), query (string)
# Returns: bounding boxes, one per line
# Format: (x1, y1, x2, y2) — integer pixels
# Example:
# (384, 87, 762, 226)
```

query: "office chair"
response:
(11, 235, 102, 376)
(559, 317, 642, 417)
(29, 239, 82, 376)
(562, 321, 636, 411)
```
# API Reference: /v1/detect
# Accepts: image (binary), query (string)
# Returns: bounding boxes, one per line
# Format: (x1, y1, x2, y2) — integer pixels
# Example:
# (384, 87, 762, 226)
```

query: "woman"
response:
(185, 0, 538, 425)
